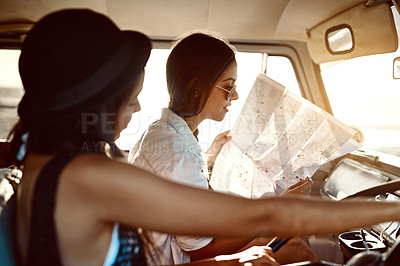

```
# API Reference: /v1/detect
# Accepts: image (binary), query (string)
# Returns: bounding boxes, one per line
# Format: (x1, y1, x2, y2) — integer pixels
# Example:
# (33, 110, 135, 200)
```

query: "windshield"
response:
(320, 8, 400, 156)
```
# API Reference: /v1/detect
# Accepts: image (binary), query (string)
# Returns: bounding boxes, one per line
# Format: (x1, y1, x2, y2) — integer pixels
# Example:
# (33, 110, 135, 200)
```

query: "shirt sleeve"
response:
(158, 154, 209, 189)
(159, 155, 213, 251)
(176, 235, 213, 252)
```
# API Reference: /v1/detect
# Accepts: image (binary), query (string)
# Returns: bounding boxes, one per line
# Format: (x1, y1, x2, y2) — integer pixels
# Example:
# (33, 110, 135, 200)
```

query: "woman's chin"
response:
(214, 114, 226, 122)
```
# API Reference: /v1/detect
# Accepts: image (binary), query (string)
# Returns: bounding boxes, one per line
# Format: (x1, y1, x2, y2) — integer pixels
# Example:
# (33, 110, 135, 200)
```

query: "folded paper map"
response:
(210, 73, 361, 198)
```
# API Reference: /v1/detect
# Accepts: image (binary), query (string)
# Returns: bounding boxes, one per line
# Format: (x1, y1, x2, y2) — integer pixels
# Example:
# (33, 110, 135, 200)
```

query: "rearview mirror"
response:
(393, 57, 400, 79)
(326, 24, 354, 54)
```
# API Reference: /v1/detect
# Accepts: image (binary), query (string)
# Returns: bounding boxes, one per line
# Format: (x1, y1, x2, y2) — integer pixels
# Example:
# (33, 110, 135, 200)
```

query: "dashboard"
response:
(318, 157, 400, 265)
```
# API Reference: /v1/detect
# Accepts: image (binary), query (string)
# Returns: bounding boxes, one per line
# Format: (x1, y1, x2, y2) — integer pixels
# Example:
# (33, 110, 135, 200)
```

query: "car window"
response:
(320, 8, 400, 156)
(267, 55, 302, 97)
(0, 49, 23, 141)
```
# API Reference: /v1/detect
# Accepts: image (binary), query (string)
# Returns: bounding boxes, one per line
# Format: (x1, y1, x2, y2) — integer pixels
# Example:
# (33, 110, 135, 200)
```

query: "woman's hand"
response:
(214, 246, 280, 266)
(280, 177, 313, 197)
(237, 237, 319, 265)
(205, 130, 232, 169)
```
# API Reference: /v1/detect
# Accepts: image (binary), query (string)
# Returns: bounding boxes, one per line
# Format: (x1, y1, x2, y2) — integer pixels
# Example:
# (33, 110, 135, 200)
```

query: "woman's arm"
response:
(187, 178, 316, 261)
(66, 154, 400, 238)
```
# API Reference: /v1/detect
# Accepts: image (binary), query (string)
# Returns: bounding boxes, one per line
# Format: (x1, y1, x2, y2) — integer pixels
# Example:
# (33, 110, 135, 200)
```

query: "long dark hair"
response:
(6, 88, 132, 168)
(167, 31, 236, 117)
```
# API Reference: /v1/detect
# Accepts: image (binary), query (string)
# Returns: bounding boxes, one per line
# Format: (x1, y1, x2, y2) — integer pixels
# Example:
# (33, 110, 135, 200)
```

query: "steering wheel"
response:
(343, 179, 400, 265)
(279, 251, 384, 265)
(344, 179, 400, 199)
(279, 180, 400, 266)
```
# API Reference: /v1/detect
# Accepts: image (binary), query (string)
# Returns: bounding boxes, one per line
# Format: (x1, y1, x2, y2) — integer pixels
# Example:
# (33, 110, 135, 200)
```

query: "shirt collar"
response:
(160, 108, 202, 154)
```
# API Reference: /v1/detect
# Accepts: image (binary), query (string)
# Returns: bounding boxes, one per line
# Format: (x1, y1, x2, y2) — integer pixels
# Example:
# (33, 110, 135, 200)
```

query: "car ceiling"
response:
(0, 0, 369, 43)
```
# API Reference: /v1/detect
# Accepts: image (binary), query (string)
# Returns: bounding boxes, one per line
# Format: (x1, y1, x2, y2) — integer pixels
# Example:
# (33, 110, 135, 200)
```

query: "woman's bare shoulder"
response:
(66, 153, 133, 177)
(64, 152, 156, 189)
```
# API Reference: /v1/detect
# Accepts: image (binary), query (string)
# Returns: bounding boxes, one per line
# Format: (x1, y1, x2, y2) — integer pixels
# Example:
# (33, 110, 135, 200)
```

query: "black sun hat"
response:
(18, 9, 151, 123)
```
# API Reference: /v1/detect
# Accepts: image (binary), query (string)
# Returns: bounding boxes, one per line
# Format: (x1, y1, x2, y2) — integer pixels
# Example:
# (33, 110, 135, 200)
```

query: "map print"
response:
(210, 74, 361, 198)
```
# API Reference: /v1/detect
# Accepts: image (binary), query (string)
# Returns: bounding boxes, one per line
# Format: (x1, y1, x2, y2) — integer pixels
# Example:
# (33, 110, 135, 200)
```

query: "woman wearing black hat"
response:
(6, 8, 400, 266)
(7, 9, 278, 266)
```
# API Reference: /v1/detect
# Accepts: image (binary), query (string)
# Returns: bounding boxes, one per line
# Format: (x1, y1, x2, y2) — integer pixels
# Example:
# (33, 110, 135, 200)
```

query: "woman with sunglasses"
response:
(129, 31, 318, 265)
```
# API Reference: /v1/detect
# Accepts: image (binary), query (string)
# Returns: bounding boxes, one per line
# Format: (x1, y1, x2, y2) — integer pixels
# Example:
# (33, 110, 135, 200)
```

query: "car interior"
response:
(1, 0, 400, 265)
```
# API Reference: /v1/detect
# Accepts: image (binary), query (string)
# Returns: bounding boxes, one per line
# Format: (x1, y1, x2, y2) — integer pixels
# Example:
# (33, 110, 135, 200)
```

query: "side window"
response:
(117, 49, 170, 150)
(0, 49, 23, 140)
(266, 56, 302, 97)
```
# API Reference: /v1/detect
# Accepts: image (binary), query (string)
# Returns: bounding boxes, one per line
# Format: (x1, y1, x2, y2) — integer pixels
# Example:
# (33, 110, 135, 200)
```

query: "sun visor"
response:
(307, 2, 398, 64)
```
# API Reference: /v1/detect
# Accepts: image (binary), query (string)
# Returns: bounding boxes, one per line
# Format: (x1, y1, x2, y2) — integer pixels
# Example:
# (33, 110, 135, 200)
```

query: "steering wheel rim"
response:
(344, 179, 400, 199)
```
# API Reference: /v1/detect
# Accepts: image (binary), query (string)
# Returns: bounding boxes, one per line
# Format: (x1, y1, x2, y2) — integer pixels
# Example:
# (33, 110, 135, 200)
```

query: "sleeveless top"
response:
(24, 151, 147, 266)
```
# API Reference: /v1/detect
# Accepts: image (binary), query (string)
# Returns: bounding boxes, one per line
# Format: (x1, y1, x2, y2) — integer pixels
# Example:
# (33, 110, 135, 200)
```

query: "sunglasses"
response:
(214, 84, 237, 101)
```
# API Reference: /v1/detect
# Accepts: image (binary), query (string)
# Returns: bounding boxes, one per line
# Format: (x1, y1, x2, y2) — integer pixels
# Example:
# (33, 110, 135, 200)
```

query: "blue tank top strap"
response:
(112, 224, 147, 265)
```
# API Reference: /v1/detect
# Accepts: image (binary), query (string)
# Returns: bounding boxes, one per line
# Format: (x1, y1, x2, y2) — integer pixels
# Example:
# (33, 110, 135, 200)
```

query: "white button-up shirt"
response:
(129, 108, 212, 265)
